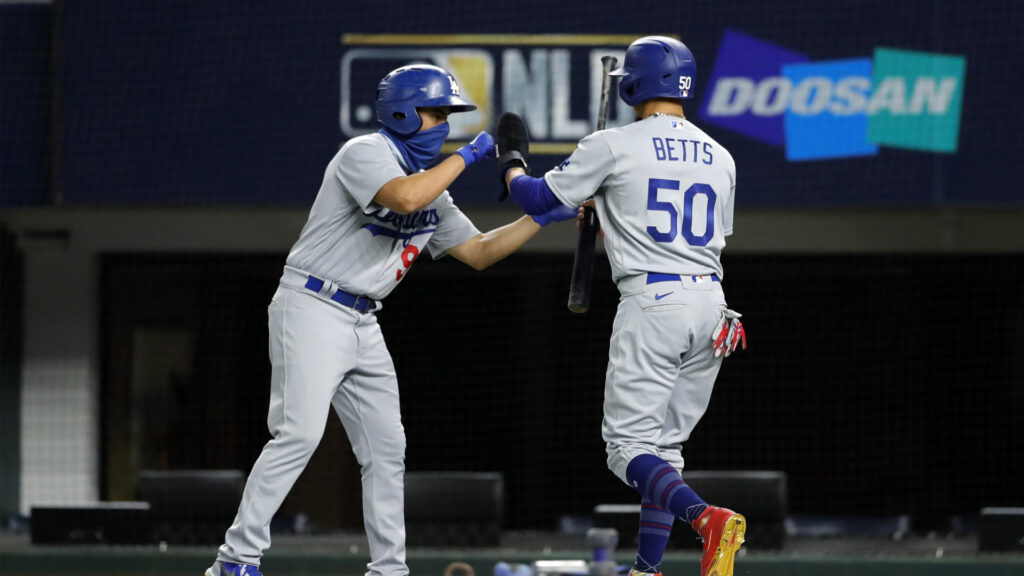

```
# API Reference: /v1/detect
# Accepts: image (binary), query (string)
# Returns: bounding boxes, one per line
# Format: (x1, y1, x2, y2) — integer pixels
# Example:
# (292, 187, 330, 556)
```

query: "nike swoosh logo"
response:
(655, 292, 674, 300)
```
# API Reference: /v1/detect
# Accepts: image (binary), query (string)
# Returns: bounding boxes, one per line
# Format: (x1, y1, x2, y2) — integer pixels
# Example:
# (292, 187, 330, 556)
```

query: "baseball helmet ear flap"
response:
(376, 64, 477, 135)
(610, 36, 697, 106)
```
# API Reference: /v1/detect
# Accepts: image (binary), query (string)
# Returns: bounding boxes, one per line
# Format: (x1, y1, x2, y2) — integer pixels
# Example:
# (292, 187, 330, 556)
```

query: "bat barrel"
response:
(567, 55, 616, 314)
(596, 56, 617, 131)
(566, 55, 616, 314)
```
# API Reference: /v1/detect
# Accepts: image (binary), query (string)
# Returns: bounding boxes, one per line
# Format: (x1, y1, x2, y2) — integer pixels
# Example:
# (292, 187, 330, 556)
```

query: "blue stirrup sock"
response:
(635, 501, 674, 573)
(625, 454, 708, 526)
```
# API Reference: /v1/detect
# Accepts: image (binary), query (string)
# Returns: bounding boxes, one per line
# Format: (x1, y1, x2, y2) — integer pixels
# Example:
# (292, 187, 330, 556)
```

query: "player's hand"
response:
(456, 131, 495, 167)
(575, 199, 604, 237)
(712, 308, 746, 358)
(532, 204, 578, 227)
(496, 112, 531, 201)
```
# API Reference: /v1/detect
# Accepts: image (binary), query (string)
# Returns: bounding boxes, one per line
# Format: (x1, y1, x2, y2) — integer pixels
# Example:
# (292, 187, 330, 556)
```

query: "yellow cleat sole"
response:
(708, 514, 746, 576)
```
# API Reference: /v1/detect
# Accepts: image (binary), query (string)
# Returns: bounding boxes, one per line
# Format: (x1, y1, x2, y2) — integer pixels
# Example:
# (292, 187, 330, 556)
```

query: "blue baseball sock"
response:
(625, 454, 708, 526)
(634, 501, 674, 573)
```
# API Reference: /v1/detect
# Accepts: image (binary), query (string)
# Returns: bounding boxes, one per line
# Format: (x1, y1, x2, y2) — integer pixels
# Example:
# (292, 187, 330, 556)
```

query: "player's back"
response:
(596, 115, 736, 281)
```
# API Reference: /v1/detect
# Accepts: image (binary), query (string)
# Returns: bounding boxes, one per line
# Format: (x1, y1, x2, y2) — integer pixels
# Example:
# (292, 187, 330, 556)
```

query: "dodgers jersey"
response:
(286, 133, 480, 300)
(545, 115, 736, 283)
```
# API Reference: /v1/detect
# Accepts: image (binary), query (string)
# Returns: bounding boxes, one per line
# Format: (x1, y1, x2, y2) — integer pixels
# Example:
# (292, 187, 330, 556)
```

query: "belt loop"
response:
(302, 272, 377, 313)
(321, 280, 336, 298)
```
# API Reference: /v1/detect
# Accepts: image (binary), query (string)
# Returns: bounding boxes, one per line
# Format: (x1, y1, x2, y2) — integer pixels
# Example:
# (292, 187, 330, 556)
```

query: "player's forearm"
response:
(506, 174, 562, 216)
(504, 166, 527, 187)
(464, 216, 541, 270)
(374, 155, 466, 213)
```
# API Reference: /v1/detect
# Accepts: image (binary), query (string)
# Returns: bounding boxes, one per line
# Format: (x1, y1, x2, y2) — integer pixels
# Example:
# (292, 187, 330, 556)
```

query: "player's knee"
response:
(605, 447, 633, 486)
(379, 430, 406, 461)
(605, 443, 658, 486)
(286, 423, 327, 455)
(355, 429, 406, 468)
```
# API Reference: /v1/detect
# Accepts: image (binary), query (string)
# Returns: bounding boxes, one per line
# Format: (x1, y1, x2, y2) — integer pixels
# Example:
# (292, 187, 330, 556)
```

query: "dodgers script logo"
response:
(361, 208, 440, 247)
(698, 30, 967, 161)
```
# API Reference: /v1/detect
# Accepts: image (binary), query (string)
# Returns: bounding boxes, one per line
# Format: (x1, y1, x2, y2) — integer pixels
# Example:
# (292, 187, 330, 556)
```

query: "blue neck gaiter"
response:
(380, 123, 450, 172)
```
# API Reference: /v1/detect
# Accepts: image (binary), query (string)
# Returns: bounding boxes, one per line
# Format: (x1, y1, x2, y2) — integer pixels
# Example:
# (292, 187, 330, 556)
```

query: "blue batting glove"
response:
(531, 204, 578, 227)
(456, 131, 495, 167)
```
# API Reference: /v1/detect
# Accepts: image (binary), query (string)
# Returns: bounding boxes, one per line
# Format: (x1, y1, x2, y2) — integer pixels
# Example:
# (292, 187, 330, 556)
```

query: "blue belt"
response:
(304, 275, 377, 313)
(646, 272, 721, 284)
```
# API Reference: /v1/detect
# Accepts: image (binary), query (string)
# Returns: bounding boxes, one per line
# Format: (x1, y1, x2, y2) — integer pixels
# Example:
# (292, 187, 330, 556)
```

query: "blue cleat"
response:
(205, 560, 263, 576)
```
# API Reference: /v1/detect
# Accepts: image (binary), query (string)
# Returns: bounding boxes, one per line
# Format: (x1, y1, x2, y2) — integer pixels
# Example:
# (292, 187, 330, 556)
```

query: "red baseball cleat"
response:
(692, 506, 746, 576)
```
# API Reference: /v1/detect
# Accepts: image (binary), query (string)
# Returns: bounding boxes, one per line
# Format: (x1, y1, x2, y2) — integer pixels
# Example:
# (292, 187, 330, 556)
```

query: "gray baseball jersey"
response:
(542, 114, 737, 483)
(218, 133, 479, 576)
(545, 115, 735, 282)
(287, 133, 480, 300)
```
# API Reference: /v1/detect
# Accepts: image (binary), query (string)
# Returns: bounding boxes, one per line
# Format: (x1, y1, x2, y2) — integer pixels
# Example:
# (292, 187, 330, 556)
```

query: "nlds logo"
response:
(339, 33, 644, 152)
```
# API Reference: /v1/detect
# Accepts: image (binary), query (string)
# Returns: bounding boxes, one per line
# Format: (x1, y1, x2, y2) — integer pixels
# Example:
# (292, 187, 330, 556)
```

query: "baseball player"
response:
(496, 37, 747, 576)
(205, 64, 576, 576)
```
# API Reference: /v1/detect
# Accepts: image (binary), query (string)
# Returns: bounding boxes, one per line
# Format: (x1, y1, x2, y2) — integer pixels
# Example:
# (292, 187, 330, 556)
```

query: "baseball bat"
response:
(567, 55, 617, 314)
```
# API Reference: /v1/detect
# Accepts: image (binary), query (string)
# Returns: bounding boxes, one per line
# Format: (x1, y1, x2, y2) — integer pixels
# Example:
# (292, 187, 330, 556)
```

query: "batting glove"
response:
(531, 204, 578, 227)
(456, 131, 495, 167)
(712, 308, 747, 358)
(495, 112, 531, 201)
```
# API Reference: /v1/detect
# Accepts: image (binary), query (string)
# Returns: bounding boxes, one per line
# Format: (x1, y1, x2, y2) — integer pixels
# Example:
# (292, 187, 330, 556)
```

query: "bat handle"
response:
(567, 206, 599, 313)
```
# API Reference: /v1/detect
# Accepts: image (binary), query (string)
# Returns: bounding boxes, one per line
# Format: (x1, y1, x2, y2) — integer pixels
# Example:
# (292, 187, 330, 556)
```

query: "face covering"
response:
(380, 123, 450, 172)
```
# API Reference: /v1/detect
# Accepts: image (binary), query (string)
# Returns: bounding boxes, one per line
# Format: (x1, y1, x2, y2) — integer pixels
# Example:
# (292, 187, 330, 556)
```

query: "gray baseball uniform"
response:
(544, 114, 736, 482)
(218, 133, 479, 576)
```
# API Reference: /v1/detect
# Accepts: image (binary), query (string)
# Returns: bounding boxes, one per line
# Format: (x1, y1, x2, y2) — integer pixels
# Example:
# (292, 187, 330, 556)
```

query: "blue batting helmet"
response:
(609, 36, 697, 106)
(375, 64, 477, 135)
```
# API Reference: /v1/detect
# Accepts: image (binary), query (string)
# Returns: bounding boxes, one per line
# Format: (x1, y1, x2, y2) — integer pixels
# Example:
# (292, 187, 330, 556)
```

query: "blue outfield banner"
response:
(5, 0, 1021, 207)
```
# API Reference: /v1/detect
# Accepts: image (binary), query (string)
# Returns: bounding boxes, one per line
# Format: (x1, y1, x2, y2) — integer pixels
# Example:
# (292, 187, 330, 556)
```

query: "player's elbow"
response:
(456, 241, 494, 271)
(375, 193, 423, 214)
(464, 252, 491, 271)
(391, 195, 423, 214)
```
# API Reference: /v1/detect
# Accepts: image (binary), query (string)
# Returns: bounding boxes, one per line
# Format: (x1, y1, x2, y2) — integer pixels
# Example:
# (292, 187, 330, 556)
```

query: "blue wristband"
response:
(456, 146, 476, 166)
(532, 204, 578, 226)
(457, 131, 495, 167)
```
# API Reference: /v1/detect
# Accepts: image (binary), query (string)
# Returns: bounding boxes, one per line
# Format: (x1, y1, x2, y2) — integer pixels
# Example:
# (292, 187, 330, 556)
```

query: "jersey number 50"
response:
(646, 178, 717, 247)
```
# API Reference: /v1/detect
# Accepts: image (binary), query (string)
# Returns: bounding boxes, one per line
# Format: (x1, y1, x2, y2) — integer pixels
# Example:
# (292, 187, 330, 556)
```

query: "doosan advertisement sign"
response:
(699, 30, 967, 161)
